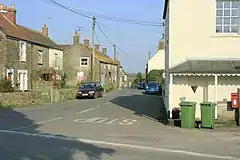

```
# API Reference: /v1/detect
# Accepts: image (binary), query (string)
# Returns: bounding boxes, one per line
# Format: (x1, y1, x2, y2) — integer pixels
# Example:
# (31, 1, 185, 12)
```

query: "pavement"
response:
(0, 89, 240, 160)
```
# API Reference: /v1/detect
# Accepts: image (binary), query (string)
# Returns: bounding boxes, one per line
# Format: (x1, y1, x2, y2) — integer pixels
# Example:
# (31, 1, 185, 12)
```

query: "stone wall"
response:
(0, 91, 43, 107)
(0, 88, 78, 108)
(217, 101, 235, 121)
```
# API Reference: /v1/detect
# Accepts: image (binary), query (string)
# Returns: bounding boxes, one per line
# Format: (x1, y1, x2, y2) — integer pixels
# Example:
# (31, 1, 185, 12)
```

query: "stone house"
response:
(163, 0, 240, 120)
(60, 31, 120, 87)
(0, 4, 63, 91)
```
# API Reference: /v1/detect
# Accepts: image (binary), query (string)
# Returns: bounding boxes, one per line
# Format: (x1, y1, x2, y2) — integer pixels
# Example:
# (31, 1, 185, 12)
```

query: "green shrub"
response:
(0, 78, 14, 93)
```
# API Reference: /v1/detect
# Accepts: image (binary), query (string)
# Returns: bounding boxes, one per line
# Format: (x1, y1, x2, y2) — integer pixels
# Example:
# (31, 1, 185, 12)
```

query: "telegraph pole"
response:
(148, 52, 151, 60)
(113, 44, 119, 89)
(113, 44, 117, 60)
(91, 16, 96, 81)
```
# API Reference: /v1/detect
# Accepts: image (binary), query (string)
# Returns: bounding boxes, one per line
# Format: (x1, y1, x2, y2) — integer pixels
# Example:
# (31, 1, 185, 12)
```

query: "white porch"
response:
(166, 59, 240, 119)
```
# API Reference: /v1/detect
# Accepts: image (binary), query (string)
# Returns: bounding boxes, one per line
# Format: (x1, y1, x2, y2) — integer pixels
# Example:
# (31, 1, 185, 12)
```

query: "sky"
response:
(2, 0, 164, 73)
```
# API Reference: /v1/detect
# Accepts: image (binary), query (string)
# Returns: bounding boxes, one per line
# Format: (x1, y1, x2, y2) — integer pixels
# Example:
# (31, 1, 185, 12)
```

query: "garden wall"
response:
(0, 88, 77, 108)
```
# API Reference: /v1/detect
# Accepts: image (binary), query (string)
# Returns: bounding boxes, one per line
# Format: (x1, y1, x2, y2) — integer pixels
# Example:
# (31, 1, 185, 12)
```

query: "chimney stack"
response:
(42, 24, 48, 37)
(73, 30, 79, 45)
(102, 48, 107, 54)
(94, 44, 100, 50)
(84, 36, 89, 46)
(1, 4, 17, 24)
(158, 40, 165, 50)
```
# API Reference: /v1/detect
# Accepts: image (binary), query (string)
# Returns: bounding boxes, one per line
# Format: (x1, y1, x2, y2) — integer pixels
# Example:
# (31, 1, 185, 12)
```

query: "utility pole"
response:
(113, 44, 119, 89)
(148, 52, 151, 60)
(113, 44, 117, 60)
(91, 16, 96, 81)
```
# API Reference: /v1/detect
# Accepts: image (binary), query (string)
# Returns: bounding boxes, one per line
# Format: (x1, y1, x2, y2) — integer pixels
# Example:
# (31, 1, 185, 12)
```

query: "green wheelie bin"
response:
(200, 102, 216, 129)
(179, 102, 197, 128)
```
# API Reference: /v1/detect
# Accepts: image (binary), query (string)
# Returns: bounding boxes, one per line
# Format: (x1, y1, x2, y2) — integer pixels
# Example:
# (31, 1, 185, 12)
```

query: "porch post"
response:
(169, 74, 173, 118)
(214, 74, 218, 119)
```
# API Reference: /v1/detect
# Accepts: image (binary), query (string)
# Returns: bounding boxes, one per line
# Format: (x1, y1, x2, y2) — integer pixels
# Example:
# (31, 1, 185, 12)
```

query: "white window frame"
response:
(19, 41, 27, 62)
(80, 57, 89, 66)
(54, 53, 59, 69)
(37, 50, 43, 64)
(216, 0, 240, 34)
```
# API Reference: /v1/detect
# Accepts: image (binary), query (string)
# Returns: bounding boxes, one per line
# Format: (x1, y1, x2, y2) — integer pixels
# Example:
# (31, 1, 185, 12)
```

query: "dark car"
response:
(76, 82, 104, 99)
(145, 81, 161, 95)
(138, 82, 146, 89)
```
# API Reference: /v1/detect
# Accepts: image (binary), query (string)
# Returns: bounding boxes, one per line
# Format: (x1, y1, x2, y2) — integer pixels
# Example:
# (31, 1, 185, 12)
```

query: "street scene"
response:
(1, 0, 240, 159)
(0, 89, 240, 159)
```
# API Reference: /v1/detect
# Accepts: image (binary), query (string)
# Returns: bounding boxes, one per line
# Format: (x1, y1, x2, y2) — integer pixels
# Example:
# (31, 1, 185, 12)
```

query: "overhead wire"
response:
(40, 0, 164, 27)
(39, 0, 148, 63)
(96, 22, 146, 63)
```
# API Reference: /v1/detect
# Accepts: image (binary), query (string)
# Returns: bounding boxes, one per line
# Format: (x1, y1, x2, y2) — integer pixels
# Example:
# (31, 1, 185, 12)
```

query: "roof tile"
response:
(0, 14, 61, 50)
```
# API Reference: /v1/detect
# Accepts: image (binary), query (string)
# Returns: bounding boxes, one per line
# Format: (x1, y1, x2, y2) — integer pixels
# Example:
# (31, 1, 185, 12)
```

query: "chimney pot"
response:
(42, 24, 48, 37)
(10, 4, 15, 9)
(84, 36, 89, 46)
(102, 48, 107, 54)
(73, 30, 79, 45)
(3, 4, 16, 24)
(94, 44, 100, 50)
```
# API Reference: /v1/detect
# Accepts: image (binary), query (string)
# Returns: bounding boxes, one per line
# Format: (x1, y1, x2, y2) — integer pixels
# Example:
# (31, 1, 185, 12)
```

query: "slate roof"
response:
(0, 14, 62, 50)
(61, 43, 120, 65)
(169, 59, 240, 74)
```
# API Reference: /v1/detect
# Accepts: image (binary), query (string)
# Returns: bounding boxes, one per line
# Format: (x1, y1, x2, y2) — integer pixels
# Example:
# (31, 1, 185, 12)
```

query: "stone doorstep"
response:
(168, 119, 237, 128)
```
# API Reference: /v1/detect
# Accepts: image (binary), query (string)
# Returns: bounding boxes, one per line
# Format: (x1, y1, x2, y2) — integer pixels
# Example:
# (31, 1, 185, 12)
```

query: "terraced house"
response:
(0, 4, 63, 91)
(60, 30, 122, 88)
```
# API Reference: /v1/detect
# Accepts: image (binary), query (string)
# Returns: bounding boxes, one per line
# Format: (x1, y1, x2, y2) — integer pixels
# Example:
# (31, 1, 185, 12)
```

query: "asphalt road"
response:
(0, 89, 240, 160)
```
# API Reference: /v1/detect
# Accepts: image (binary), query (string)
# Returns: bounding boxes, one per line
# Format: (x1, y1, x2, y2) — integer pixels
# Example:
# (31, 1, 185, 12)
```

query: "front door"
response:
(18, 70, 28, 91)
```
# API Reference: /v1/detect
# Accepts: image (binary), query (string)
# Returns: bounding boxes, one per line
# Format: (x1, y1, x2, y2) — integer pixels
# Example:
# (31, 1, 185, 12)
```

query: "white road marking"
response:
(106, 118, 118, 124)
(76, 105, 100, 115)
(0, 130, 237, 160)
(105, 102, 111, 105)
(9, 117, 63, 131)
(118, 119, 137, 125)
(74, 117, 137, 126)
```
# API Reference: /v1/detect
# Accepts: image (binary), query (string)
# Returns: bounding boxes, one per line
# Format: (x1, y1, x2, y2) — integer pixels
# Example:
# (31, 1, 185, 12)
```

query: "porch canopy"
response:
(169, 58, 240, 74)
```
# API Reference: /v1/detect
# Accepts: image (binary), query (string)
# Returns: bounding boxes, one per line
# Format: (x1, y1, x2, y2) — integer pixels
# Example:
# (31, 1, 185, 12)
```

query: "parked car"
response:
(76, 82, 104, 99)
(138, 82, 146, 89)
(145, 81, 161, 95)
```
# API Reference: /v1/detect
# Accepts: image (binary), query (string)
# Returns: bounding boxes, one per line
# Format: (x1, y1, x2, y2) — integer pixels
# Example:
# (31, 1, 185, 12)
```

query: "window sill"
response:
(211, 34, 240, 38)
(19, 60, 27, 62)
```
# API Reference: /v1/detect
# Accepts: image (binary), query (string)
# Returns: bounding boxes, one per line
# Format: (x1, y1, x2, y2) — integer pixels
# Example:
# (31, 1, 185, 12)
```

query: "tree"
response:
(60, 73, 67, 88)
(147, 69, 164, 84)
(133, 72, 142, 84)
(0, 77, 14, 93)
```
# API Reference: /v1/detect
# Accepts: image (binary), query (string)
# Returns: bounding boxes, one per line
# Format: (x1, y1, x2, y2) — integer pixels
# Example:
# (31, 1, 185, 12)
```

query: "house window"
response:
(19, 41, 26, 61)
(37, 50, 43, 64)
(80, 57, 89, 66)
(54, 53, 59, 68)
(216, 0, 239, 33)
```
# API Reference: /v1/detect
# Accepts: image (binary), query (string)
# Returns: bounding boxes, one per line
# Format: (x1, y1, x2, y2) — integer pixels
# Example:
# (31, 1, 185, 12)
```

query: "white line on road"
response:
(105, 102, 111, 105)
(9, 117, 63, 131)
(76, 105, 100, 114)
(0, 130, 238, 160)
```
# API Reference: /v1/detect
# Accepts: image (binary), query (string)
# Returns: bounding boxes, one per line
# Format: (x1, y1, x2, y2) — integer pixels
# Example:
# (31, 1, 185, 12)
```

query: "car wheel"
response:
(93, 93, 98, 99)
(100, 91, 103, 97)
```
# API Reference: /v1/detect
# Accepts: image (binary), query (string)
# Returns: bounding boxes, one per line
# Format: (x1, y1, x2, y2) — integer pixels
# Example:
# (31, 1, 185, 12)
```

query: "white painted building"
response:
(147, 40, 165, 73)
(163, 0, 240, 119)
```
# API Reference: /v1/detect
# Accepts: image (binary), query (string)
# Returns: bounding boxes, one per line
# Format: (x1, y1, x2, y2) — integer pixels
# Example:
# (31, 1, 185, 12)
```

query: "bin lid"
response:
(200, 102, 216, 106)
(179, 101, 197, 106)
